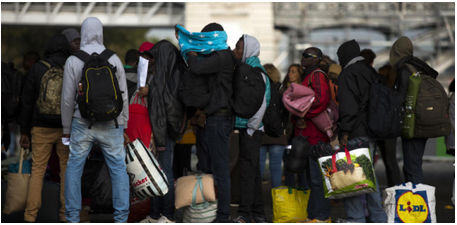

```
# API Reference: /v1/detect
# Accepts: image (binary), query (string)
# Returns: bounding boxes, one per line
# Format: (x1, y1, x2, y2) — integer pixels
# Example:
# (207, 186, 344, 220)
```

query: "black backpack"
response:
(367, 79, 405, 140)
(74, 49, 123, 128)
(1, 62, 25, 124)
(230, 55, 266, 119)
(262, 77, 289, 138)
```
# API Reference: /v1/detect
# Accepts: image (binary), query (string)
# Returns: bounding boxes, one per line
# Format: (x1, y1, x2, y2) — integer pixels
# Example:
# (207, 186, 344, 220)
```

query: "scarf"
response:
(176, 24, 229, 61)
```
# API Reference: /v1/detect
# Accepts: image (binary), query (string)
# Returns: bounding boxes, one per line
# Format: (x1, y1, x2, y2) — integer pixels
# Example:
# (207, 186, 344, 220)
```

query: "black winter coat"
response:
(20, 34, 70, 134)
(147, 40, 188, 149)
(186, 49, 235, 116)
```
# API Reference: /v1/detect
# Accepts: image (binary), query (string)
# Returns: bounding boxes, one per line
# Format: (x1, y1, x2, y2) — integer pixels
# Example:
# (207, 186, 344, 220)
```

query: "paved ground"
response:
(88, 155, 455, 223)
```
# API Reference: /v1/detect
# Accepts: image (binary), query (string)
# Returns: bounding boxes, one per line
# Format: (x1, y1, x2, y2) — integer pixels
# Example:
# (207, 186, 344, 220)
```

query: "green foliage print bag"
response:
(318, 145, 377, 199)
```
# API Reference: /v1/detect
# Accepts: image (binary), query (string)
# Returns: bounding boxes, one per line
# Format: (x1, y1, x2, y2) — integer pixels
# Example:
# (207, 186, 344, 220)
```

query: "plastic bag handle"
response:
(288, 186, 308, 195)
(400, 182, 417, 189)
(331, 145, 351, 173)
(190, 174, 209, 209)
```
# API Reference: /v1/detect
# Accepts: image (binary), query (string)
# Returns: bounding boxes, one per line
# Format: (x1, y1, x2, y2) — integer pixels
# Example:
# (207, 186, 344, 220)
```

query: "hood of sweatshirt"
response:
(337, 39, 361, 68)
(80, 17, 106, 54)
(43, 33, 71, 65)
(242, 34, 261, 63)
(389, 36, 413, 67)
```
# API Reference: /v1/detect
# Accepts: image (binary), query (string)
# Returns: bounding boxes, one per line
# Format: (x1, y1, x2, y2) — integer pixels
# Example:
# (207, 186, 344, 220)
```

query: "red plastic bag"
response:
(126, 94, 153, 149)
(127, 196, 150, 223)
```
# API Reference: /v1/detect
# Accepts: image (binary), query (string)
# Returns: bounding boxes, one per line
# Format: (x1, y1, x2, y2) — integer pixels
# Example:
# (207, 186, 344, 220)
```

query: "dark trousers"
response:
(306, 156, 331, 220)
(172, 144, 192, 178)
(402, 138, 428, 184)
(229, 131, 241, 204)
(196, 126, 211, 173)
(377, 138, 402, 187)
(205, 111, 233, 222)
(237, 130, 265, 218)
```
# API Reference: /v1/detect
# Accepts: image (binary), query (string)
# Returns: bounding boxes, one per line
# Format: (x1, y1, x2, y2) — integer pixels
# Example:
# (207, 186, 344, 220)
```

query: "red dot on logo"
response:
(407, 202, 411, 205)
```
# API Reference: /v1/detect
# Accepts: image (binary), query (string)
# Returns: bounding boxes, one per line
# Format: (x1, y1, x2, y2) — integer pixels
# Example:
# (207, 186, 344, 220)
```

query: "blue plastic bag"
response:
(8, 158, 32, 174)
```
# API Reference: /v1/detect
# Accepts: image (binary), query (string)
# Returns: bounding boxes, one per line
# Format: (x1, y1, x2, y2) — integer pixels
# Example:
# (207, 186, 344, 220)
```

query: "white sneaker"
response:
(139, 215, 158, 223)
(156, 216, 175, 223)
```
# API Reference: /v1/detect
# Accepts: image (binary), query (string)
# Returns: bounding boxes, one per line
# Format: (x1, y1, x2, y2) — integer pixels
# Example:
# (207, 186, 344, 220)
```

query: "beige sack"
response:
(175, 174, 216, 209)
(3, 148, 30, 214)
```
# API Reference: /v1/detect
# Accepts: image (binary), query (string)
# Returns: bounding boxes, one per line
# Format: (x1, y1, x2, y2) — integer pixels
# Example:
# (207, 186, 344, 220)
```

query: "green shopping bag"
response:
(402, 72, 422, 139)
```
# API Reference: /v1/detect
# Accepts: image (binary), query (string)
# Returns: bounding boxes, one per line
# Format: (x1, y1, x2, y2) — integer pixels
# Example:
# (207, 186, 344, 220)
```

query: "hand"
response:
(339, 135, 349, 147)
(124, 131, 131, 146)
(187, 51, 197, 57)
(138, 87, 148, 97)
(62, 134, 70, 138)
(20, 134, 30, 149)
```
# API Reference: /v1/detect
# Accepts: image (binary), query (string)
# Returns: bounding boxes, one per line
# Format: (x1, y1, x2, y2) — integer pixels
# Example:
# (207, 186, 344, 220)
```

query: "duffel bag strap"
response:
(190, 174, 209, 209)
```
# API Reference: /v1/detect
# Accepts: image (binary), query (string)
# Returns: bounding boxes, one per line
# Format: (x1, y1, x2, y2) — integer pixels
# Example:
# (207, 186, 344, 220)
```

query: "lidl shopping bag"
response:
(126, 138, 168, 199)
(383, 182, 436, 223)
(272, 186, 310, 223)
(318, 145, 377, 199)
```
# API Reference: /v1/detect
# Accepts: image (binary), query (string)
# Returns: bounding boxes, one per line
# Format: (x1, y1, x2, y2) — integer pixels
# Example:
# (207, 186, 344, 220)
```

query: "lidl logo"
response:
(395, 190, 431, 223)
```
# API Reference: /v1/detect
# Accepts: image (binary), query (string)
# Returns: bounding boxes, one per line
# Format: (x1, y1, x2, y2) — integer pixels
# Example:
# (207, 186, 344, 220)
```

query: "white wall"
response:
(185, 2, 276, 65)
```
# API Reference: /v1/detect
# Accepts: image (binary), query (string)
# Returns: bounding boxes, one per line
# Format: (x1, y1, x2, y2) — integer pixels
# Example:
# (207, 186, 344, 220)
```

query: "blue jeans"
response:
(343, 136, 387, 223)
(306, 156, 331, 220)
(205, 110, 232, 222)
(259, 145, 285, 189)
(150, 136, 175, 220)
(65, 118, 129, 223)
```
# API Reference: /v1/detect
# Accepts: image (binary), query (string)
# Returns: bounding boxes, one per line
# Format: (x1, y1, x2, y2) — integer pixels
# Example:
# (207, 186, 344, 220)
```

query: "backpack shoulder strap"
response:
(99, 49, 115, 61)
(73, 50, 91, 63)
(39, 60, 51, 69)
(307, 69, 328, 88)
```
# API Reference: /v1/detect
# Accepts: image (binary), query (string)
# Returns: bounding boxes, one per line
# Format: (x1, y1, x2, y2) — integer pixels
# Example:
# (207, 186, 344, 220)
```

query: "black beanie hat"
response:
(201, 23, 224, 32)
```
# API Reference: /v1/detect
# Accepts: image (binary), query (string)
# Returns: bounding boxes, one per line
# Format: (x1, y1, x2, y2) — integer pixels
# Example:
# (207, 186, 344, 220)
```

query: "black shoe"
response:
(233, 216, 252, 223)
(251, 216, 267, 223)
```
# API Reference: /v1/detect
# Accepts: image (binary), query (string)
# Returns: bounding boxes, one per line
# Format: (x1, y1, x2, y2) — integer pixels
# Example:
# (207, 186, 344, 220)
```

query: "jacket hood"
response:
(390, 36, 413, 67)
(80, 17, 105, 54)
(242, 34, 260, 63)
(337, 39, 361, 68)
(43, 33, 71, 62)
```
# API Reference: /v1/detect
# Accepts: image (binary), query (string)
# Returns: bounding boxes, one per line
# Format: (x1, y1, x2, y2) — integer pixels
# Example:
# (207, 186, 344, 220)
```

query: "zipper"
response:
(85, 66, 117, 103)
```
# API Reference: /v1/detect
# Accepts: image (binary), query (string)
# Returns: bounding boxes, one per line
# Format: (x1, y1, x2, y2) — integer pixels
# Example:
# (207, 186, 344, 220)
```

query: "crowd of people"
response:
(1, 17, 455, 223)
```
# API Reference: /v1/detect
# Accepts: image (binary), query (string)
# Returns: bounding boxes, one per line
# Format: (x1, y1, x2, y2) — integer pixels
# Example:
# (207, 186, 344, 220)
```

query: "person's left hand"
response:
(139, 87, 148, 97)
(124, 131, 131, 146)
(187, 51, 197, 57)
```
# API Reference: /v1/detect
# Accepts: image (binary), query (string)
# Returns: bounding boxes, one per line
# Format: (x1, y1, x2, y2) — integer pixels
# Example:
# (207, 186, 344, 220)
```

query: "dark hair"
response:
(307, 47, 323, 61)
(319, 60, 330, 74)
(23, 50, 41, 62)
(378, 64, 396, 89)
(360, 49, 376, 65)
(125, 49, 139, 65)
(201, 23, 224, 32)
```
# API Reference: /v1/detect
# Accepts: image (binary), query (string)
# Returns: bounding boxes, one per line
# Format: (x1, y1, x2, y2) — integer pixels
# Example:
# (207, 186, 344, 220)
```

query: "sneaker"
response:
(139, 215, 158, 223)
(233, 216, 252, 223)
(296, 218, 313, 223)
(156, 216, 175, 223)
(310, 218, 332, 223)
(251, 216, 267, 223)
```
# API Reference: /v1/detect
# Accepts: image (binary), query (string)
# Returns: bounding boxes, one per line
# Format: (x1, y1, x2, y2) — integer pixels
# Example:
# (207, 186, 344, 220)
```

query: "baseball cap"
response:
(139, 42, 154, 53)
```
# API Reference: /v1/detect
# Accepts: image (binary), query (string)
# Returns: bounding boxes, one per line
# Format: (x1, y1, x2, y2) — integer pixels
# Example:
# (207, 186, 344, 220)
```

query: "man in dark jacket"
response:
(143, 40, 187, 223)
(389, 36, 439, 184)
(337, 39, 387, 223)
(19, 33, 71, 223)
(185, 23, 235, 223)
(294, 47, 332, 223)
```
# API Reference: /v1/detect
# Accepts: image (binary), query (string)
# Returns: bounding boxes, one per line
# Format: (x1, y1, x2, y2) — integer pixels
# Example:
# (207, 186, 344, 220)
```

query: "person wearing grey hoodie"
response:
(61, 17, 130, 223)
(231, 34, 269, 223)
(337, 39, 387, 223)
